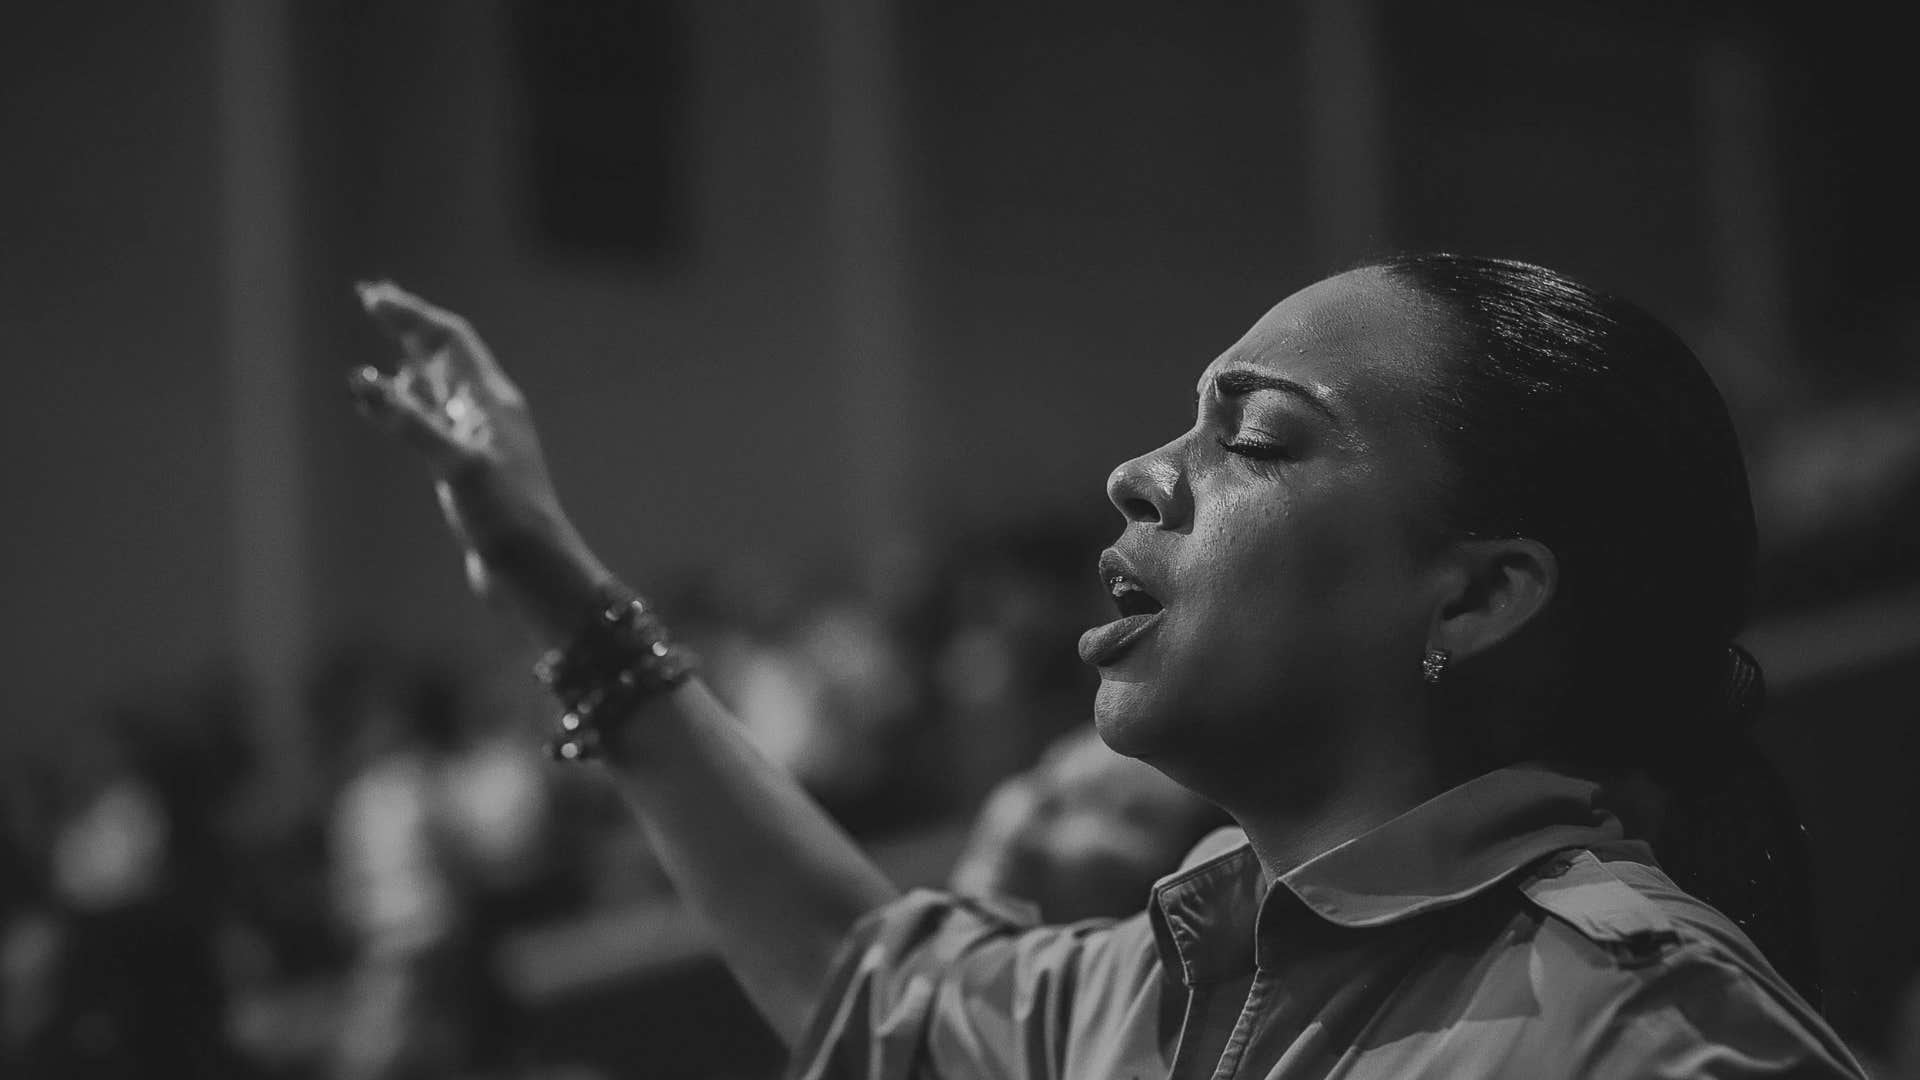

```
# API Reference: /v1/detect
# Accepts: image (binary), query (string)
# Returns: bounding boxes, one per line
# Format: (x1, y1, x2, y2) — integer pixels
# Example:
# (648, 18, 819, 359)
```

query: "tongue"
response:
(1079, 612, 1161, 666)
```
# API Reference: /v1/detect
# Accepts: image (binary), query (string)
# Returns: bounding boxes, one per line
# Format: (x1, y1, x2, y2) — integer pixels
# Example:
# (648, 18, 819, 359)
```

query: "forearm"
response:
(602, 680, 901, 1046)
(493, 526, 899, 1045)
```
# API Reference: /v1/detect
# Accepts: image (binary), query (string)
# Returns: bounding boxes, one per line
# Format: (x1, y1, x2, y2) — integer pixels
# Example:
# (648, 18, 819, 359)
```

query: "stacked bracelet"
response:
(533, 582, 698, 761)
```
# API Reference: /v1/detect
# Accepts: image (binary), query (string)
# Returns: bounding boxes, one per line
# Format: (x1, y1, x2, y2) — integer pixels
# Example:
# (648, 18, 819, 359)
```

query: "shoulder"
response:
(1513, 850, 1795, 995)
(1507, 850, 1865, 1077)
(1514, 849, 1682, 962)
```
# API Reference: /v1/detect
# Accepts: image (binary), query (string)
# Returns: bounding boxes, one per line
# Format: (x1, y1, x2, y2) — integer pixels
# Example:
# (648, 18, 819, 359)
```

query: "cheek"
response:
(1189, 484, 1416, 654)
(1189, 486, 1336, 608)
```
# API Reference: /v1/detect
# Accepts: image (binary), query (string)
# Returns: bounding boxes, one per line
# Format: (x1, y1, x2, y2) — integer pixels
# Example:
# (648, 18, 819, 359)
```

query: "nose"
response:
(1105, 434, 1192, 530)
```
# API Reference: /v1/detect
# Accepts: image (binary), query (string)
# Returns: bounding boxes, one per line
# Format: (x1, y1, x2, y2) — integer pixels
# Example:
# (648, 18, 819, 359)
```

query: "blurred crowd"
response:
(0, 521, 1228, 1080)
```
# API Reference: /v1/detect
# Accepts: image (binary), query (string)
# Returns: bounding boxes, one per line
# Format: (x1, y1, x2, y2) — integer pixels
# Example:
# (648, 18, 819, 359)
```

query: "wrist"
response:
(534, 583, 701, 762)
(475, 523, 614, 645)
(596, 680, 705, 770)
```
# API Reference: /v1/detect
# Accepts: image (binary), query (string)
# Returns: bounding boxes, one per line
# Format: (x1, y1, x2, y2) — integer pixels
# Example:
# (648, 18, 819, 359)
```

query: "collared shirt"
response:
(790, 764, 1865, 1079)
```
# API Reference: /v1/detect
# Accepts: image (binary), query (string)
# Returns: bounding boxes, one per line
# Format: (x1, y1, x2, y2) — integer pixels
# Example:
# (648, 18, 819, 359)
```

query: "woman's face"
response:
(1088, 269, 1453, 785)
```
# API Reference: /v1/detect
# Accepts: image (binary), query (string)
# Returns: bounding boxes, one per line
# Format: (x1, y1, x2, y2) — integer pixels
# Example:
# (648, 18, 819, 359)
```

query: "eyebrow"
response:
(1198, 368, 1345, 428)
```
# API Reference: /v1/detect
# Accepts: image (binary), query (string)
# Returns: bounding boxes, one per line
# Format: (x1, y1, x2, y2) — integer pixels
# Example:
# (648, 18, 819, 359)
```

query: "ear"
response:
(1427, 538, 1558, 665)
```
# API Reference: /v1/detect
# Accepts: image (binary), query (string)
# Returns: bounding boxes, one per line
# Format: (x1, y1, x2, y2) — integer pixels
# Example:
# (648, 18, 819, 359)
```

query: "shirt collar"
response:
(1147, 763, 1627, 984)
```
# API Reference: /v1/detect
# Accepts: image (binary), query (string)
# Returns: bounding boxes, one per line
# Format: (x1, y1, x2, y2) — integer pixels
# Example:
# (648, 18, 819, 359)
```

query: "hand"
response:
(349, 282, 606, 634)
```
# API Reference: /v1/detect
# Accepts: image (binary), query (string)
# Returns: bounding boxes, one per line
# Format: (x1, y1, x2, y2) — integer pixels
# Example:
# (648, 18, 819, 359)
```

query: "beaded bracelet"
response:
(533, 582, 698, 761)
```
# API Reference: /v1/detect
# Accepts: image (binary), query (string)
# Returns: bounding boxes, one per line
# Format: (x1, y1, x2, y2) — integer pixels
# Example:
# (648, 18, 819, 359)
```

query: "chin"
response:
(1091, 679, 1181, 761)
(1093, 671, 1302, 802)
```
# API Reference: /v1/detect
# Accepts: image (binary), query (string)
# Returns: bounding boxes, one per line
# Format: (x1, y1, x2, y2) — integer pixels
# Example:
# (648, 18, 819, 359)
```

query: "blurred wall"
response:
(4, 0, 1856, 738)
(0, 3, 229, 756)
(909, 4, 1323, 529)
(295, 0, 850, 659)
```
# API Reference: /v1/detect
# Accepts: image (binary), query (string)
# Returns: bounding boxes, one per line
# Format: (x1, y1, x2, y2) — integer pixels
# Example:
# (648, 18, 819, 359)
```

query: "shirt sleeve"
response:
(787, 888, 1112, 1080)
(1582, 946, 1868, 1080)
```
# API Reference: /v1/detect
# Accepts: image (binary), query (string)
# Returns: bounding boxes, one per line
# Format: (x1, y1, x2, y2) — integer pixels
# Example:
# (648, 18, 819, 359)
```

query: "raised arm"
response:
(346, 282, 899, 1045)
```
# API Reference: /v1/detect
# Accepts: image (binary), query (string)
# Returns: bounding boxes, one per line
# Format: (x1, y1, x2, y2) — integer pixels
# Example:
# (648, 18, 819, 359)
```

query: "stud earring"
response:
(1421, 647, 1451, 685)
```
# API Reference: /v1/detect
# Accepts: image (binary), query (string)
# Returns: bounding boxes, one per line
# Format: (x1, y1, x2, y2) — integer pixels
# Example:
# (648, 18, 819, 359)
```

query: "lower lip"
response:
(1078, 611, 1163, 666)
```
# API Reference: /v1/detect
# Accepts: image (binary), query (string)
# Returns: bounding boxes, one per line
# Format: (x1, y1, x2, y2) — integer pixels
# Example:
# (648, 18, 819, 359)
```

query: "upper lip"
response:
(1098, 547, 1165, 618)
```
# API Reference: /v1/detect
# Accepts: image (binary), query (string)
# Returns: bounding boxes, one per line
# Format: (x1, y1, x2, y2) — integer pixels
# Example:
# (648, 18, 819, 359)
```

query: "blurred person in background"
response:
(688, 535, 966, 837)
(328, 661, 555, 1080)
(948, 725, 1229, 924)
(932, 528, 1110, 810)
(1, 754, 62, 1073)
(3, 687, 250, 1079)
(696, 556, 923, 834)
(1745, 288, 1920, 615)
(347, 254, 1867, 1077)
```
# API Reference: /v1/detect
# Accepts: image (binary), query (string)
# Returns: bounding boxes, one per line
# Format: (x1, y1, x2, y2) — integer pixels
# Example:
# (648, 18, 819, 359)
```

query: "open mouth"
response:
(1099, 548, 1164, 617)
(1107, 573, 1163, 618)
(1082, 549, 1167, 667)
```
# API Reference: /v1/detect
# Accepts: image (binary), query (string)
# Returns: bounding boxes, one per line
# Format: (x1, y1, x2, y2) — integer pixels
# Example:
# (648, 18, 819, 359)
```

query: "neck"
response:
(1225, 747, 1444, 885)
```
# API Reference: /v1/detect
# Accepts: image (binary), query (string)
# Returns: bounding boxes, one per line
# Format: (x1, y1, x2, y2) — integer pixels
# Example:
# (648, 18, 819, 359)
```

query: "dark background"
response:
(3, 1, 1917, 1076)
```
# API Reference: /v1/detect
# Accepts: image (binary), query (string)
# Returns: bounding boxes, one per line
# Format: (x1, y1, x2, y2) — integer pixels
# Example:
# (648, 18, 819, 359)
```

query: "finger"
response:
(353, 281, 522, 404)
(353, 280, 510, 385)
(416, 349, 454, 405)
(389, 361, 443, 415)
(355, 280, 466, 356)
(463, 549, 494, 599)
(346, 366, 463, 463)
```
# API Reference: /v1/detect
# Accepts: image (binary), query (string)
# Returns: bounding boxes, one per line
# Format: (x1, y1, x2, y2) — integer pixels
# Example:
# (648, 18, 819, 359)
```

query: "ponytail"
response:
(1654, 646, 1822, 1006)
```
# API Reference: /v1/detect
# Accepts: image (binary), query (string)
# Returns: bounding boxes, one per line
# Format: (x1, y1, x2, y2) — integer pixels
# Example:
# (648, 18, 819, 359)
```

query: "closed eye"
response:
(1216, 435, 1289, 461)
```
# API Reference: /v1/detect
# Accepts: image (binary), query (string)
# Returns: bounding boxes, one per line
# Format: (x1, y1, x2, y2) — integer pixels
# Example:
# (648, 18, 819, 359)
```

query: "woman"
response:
(349, 255, 1866, 1077)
